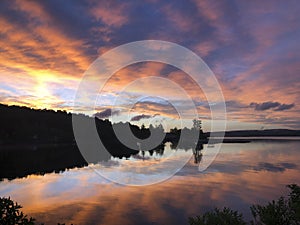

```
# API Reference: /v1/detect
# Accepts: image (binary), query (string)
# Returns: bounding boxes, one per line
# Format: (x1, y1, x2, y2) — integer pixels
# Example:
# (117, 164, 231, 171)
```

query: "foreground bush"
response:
(189, 207, 247, 225)
(189, 184, 300, 225)
(251, 184, 300, 225)
(0, 197, 35, 225)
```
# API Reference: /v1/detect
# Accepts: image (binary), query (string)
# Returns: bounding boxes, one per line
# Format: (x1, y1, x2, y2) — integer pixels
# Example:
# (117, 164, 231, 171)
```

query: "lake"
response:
(0, 140, 299, 225)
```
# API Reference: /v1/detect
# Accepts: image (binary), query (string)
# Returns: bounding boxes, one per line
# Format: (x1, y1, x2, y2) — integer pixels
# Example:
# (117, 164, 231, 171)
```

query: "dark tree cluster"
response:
(0, 104, 206, 180)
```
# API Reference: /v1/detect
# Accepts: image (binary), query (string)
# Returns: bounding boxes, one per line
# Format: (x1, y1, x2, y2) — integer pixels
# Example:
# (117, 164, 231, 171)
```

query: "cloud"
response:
(0, 0, 300, 129)
(90, 1, 129, 27)
(274, 103, 295, 111)
(253, 162, 297, 173)
(94, 108, 120, 119)
(132, 101, 179, 118)
(250, 102, 280, 111)
(162, 4, 195, 32)
(250, 102, 295, 111)
(130, 114, 153, 122)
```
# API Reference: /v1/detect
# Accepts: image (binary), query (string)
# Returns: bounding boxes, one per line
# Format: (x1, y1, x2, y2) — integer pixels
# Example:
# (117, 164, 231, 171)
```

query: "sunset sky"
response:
(0, 0, 299, 131)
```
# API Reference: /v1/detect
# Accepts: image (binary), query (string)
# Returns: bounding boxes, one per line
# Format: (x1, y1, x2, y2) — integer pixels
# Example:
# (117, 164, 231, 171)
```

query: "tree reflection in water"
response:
(0, 140, 204, 181)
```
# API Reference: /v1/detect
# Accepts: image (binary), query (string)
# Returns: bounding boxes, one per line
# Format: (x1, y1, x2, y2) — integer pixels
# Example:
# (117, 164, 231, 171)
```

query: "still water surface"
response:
(0, 141, 299, 224)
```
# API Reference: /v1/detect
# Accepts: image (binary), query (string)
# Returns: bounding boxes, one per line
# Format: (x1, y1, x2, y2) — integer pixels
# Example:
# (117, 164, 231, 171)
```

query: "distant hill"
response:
(209, 129, 300, 137)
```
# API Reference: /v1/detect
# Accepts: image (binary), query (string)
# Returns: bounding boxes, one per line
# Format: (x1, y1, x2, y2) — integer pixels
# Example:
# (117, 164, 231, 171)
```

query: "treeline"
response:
(0, 103, 159, 146)
(0, 103, 206, 180)
(0, 104, 160, 180)
(0, 103, 206, 149)
(0, 104, 74, 145)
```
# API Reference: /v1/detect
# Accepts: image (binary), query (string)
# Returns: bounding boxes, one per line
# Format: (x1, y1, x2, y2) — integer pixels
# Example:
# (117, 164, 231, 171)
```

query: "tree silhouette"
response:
(250, 184, 300, 225)
(0, 197, 35, 225)
(192, 118, 202, 130)
(189, 184, 300, 225)
(0, 103, 208, 180)
(189, 207, 247, 225)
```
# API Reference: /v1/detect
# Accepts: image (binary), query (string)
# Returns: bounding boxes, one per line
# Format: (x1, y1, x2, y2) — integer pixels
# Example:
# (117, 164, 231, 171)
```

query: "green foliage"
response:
(250, 184, 300, 225)
(189, 207, 247, 225)
(250, 197, 291, 225)
(189, 184, 300, 225)
(288, 184, 300, 222)
(0, 197, 75, 225)
(0, 197, 35, 225)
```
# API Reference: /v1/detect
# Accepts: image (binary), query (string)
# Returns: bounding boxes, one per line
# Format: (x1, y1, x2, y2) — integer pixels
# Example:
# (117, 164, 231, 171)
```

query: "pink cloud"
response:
(90, 2, 129, 27)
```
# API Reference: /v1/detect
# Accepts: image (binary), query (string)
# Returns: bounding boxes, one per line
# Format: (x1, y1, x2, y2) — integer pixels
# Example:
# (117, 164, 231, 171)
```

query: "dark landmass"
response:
(0, 103, 204, 180)
(0, 103, 205, 150)
(1, 103, 299, 180)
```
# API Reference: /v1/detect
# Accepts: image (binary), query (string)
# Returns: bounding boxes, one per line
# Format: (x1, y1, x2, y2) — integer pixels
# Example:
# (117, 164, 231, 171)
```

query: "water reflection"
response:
(91, 143, 203, 185)
(0, 141, 299, 224)
(0, 141, 204, 181)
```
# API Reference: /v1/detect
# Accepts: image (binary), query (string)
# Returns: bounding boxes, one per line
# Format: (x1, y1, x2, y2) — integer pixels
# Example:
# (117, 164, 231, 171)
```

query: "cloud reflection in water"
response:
(0, 141, 299, 224)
